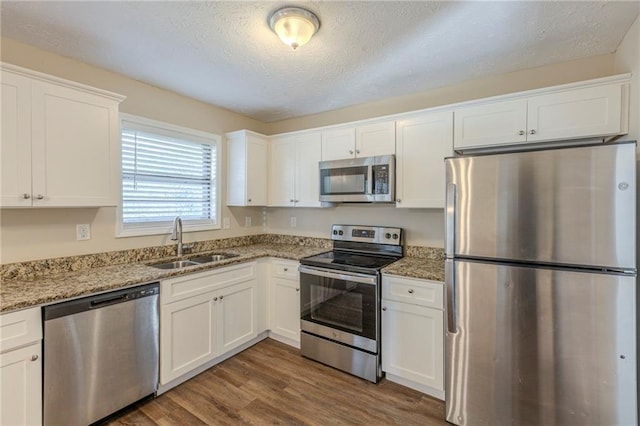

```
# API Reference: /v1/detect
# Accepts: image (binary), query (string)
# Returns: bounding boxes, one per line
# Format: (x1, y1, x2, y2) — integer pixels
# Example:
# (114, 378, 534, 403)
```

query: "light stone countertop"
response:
(381, 257, 445, 282)
(1, 242, 445, 313)
(1, 244, 330, 313)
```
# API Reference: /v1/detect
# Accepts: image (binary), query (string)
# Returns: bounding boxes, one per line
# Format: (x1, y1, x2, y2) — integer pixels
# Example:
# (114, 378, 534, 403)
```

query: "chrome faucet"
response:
(171, 217, 185, 256)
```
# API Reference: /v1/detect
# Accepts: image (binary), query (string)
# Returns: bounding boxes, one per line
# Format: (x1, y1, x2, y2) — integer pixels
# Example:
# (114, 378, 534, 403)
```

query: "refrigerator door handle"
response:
(445, 183, 456, 258)
(445, 258, 457, 333)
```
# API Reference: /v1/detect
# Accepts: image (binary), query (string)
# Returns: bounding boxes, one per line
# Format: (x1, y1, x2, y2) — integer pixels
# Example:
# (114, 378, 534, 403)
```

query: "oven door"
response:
(299, 265, 379, 353)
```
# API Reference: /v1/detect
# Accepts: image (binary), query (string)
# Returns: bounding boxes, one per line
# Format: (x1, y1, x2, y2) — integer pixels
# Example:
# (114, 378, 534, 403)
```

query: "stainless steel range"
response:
(299, 224, 403, 382)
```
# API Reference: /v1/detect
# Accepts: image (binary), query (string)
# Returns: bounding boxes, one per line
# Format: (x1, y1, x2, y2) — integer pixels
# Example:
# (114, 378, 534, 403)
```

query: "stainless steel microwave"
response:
(319, 155, 395, 203)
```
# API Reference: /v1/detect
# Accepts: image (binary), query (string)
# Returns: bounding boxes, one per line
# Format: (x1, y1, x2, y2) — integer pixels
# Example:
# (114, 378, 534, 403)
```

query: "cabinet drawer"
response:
(0, 307, 42, 353)
(161, 262, 257, 304)
(271, 259, 299, 279)
(382, 275, 443, 309)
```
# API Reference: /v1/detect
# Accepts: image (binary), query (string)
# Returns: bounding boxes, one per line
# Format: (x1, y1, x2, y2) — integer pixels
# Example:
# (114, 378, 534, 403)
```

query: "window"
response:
(117, 114, 221, 237)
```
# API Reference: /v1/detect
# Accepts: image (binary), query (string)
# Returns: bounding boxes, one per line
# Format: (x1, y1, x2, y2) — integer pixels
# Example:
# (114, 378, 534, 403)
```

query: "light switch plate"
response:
(290, 216, 297, 228)
(76, 224, 91, 241)
(245, 216, 252, 227)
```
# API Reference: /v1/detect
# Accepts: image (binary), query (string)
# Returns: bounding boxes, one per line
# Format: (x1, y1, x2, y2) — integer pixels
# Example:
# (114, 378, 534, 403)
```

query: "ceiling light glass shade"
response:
(269, 7, 320, 50)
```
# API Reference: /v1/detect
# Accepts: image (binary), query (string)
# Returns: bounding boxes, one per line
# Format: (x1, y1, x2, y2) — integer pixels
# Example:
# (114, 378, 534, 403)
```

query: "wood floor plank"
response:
(108, 338, 447, 425)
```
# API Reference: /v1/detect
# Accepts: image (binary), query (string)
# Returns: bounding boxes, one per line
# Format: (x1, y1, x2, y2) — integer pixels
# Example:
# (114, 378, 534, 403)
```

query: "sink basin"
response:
(150, 260, 199, 269)
(189, 253, 239, 264)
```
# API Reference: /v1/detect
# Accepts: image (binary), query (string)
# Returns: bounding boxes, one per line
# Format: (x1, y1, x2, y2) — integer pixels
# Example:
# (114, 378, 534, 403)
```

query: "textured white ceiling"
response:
(1, 1, 638, 122)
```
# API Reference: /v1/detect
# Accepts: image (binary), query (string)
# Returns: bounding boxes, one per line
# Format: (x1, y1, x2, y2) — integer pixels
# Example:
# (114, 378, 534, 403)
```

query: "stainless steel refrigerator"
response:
(444, 141, 637, 426)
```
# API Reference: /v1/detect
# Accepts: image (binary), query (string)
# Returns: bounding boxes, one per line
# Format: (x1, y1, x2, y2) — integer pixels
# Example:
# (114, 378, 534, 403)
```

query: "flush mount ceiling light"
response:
(269, 6, 320, 50)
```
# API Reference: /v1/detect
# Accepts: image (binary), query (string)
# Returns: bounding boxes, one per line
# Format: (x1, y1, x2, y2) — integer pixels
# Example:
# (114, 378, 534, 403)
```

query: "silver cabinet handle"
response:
(518, 130, 525, 135)
(296, 288, 300, 292)
(284, 268, 288, 272)
(214, 297, 218, 301)
(31, 355, 38, 361)
(23, 193, 31, 199)
(408, 289, 414, 294)
(220, 295, 224, 300)
(349, 150, 354, 155)
(290, 199, 295, 203)
(529, 129, 536, 135)
(356, 149, 360, 154)
(396, 198, 401, 203)
(247, 198, 252, 203)
(294, 199, 299, 203)
(36, 194, 44, 200)
(382, 307, 387, 311)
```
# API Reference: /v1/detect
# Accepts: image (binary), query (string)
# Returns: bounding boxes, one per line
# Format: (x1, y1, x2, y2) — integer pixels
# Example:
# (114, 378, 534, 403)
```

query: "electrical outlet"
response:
(76, 224, 91, 241)
(290, 216, 297, 228)
(223, 217, 230, 229)
(245, 216, 252, 227)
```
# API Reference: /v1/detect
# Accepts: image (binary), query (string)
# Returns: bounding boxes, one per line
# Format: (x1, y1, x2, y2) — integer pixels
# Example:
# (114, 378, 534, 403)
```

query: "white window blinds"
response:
(120, 117, 218, 232)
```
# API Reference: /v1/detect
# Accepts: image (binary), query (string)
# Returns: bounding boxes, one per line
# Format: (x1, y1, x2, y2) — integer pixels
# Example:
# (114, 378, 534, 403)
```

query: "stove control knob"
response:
(385, 233, 391, 239)
(338, 230, 344, 236)
(333, 230, 338, 235)
(392, 233, 399, 240)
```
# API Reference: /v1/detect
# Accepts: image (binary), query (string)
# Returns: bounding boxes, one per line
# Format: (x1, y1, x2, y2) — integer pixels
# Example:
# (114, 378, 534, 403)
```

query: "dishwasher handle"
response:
(44, 282, 159, 321)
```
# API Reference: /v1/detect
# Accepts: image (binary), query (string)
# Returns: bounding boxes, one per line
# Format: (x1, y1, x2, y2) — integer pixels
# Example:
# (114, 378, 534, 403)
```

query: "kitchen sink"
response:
(189, 253, 239, 264)
(150, 260, 199, 269)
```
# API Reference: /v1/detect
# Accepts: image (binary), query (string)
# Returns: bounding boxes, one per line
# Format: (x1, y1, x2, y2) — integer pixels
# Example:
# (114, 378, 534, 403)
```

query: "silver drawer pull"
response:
(284, 268, 288, 272)
(408, 289, 414, 294)
(382, 307, 387, 311)
(31, 355, 38, 361)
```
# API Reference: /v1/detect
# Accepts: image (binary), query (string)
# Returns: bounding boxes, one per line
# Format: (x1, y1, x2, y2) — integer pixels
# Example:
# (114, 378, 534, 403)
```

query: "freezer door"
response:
(445, 142, 636, 269)
(445, 260, 637, 426)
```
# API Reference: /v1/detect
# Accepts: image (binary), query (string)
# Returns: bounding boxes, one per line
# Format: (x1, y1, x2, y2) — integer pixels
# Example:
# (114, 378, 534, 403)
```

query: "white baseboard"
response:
(268, 331, 300, 349)
(384, 373, 445, 401)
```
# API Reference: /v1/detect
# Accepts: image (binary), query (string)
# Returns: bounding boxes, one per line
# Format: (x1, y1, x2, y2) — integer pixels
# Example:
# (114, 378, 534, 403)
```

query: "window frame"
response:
(116, 113, 222, 238)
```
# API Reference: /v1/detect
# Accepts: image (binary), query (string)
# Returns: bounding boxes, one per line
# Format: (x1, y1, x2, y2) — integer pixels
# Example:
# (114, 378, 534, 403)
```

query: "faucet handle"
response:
(182, 243, 194, 254)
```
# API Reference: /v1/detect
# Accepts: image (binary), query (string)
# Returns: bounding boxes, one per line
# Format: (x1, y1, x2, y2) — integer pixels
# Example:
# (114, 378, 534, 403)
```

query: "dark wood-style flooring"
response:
(108, 338, 447, 425)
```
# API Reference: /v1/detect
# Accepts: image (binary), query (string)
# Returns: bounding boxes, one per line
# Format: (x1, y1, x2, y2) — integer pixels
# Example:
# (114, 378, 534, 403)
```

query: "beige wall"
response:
(0, 37, 267, 263)
(265, 54, 616, 134)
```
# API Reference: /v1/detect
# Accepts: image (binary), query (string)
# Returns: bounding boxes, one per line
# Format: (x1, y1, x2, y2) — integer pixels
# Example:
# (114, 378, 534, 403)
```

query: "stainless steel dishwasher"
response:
(43, 282, 159, 425)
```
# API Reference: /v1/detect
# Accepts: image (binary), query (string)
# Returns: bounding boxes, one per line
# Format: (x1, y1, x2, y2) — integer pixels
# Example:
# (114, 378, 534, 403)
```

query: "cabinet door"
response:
(217, 280, 257, 355)
(454, 99, 528, 150)
(160, 292, 216, 384)
(527, 84, 624, 142)
(270, 276, 301, 344)
(1, 71, 32, 207)
(294, 132, 322, 207)
(321, 128, 355, 160)
(30, 80, 119, 207)
(0, 342, 42, 426)
(355, 121, 395, 157)
(381, 300, 444, 391)
(396, 112, 453, 208)
(269, 136, 296, 207)
(245, 133, 268, 206)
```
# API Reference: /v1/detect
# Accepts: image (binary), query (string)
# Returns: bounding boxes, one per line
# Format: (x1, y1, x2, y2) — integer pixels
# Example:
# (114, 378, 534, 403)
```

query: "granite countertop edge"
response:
(2, 244, 444, 314)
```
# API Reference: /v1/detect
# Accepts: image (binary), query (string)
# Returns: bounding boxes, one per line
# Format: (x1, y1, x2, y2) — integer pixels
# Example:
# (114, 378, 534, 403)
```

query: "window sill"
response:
(116, 222, 220, 238)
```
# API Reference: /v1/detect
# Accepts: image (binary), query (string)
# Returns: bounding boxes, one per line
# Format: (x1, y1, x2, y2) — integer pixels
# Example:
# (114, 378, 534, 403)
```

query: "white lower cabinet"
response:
(268, 259, 301, 346)
(0, 307, 42, 426)
(160, 262, 258, 385)
(381, 275, 444, 399)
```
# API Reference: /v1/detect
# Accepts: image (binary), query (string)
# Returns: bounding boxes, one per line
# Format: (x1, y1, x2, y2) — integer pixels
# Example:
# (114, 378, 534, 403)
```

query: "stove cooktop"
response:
(300, 250, 400, 275)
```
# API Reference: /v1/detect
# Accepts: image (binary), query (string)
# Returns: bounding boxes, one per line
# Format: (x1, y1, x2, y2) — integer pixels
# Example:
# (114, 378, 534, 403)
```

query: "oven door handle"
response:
(298, 266, 378, 286)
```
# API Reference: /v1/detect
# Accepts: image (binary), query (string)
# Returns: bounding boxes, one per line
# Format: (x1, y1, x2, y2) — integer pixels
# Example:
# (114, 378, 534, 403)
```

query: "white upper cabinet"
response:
(1, 64, 124, 208)
(269, 132, 322, 207)
(395, 111, 453, 208)
(321, 121, 395, 161)
(227, 130, 268, 206)
(454, 80, 628, 151)
(321, 128, 355, 161)
(355, 121, 396, 157)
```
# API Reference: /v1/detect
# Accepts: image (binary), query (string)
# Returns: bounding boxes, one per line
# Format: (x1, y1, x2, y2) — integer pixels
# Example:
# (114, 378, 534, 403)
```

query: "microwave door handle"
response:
(367, 165, 374, 195)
